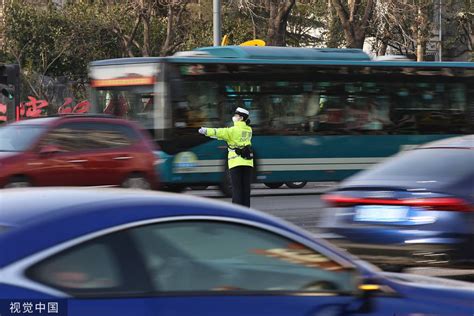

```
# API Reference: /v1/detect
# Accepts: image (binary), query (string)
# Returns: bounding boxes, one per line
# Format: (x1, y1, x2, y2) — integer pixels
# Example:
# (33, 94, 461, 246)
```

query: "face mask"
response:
(232, 116, 240, 123)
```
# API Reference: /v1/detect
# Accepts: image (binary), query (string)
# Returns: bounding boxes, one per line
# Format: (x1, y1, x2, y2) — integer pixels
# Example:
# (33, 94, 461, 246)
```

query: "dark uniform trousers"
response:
(230, 166, 253, 207)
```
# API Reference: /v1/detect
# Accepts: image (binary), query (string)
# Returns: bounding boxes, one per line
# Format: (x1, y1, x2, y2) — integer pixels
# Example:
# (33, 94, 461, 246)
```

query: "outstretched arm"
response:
(200, 127, 232, 142)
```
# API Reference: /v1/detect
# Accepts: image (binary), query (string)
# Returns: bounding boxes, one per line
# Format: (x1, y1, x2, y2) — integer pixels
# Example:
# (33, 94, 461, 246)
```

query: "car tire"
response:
(4, 176, 32, 189)
(121, 174, 152, 190)
(285, 181, 307, 189)
(264, 182, 284, 189)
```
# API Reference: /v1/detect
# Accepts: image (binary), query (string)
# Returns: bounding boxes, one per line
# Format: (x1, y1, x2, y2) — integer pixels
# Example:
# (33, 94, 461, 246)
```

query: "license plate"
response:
(354, 205, 408, 222)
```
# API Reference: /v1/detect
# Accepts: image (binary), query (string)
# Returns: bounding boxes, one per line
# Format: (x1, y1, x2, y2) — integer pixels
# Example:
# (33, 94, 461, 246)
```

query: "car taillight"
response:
(322, 194, 472, 212)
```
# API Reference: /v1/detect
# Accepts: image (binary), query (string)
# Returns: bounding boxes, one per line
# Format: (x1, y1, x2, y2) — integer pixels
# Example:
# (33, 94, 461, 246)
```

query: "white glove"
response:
(198, 127, 207, 135)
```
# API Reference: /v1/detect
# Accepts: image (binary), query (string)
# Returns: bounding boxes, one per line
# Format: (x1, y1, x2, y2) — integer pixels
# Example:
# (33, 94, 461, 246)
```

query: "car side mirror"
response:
(39, 145, 62, 155)
(355, 281, 382, 313)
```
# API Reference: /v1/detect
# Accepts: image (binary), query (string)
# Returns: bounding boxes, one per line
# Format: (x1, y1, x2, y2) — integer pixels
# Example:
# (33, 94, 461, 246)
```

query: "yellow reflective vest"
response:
(205, 121, 254, 169)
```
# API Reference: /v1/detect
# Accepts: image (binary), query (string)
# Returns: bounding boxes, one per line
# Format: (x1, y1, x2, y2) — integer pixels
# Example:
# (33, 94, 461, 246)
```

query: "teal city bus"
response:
(88, 46, 474, 194)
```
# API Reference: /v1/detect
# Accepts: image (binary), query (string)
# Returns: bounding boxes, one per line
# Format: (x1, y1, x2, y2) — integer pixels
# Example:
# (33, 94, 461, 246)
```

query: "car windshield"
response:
(352, 148, 474, 183)
(0, 125, 46, 152)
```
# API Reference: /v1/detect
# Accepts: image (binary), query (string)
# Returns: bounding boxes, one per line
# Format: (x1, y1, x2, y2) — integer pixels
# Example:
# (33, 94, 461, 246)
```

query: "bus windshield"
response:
(92, 85, 155, 129)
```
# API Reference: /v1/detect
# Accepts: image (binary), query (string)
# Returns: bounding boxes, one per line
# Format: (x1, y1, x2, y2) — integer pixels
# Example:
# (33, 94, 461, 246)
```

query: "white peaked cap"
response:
(235, 107, 249, 115)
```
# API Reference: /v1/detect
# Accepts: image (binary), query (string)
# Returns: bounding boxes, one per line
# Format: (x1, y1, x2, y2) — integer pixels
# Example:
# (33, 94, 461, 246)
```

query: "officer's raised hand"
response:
(198, 127, 207, 135)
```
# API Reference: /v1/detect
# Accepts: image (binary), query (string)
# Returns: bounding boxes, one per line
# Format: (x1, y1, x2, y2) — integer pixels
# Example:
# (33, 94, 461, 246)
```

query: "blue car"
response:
(320, 135, 474, 271)
(0, 188, 473, 316)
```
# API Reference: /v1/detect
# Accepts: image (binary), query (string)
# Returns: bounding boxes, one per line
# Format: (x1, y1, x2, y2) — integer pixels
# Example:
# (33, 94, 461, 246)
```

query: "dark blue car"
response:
(0, 188, 473, 315)
(320, 135, 474, 271)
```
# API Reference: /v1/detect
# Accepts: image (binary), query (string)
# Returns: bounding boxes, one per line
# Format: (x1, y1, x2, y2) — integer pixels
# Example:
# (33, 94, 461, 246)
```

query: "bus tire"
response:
(264, 182, 284, 189)
(285, 181, 307, 189)
(162, 184, 187, 193)
(189, 185, 209, 190)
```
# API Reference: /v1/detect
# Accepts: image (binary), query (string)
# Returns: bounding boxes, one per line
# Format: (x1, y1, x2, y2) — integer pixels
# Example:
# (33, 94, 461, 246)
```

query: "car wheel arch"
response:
(4, 174, 33, 188)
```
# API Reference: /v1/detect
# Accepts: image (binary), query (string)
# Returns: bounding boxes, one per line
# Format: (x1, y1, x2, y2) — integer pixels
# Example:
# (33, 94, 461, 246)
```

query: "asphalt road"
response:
(186, 182, 331, 232)
(185, 183, 474, 282)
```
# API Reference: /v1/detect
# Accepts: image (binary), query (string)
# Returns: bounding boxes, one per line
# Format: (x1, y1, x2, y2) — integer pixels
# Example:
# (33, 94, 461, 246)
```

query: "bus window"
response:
(302, 92, 321, 133)
(316, 95, 346, 134)
(171, 81, 220, 134)
(103, 94, 129, 117)
(391, 82, 470, 134)
(210, 81, 310, 135)
(169, 63, 473, 137)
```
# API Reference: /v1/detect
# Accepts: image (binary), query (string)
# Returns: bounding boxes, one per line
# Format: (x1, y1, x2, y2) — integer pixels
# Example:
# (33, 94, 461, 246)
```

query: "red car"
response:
(0, 115, 159, 189)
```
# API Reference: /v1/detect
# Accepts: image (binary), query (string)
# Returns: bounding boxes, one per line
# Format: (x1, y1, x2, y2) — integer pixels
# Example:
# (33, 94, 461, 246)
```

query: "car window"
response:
(28, 242, 122, 291)
(0, 125, 45, 152)
(352, 148, 474, 182)
(39, 122, 139, 152)
(27, 229, 152, 297)
(130, 221, 356, 293)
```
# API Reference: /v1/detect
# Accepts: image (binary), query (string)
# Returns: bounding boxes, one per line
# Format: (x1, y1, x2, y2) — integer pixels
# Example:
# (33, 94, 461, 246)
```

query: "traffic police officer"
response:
(198, 107, 253, 207)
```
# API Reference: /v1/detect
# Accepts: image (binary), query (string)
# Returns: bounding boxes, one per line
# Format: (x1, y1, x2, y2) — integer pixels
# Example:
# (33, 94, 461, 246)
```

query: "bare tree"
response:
(160, 0, 188, 56)
(230, 0, 296, 46)
(103, 0, 189, 57)
(372, 0, 434, 61)
(265, 0, 296, 46)
(414, 5, 432, 61)
(330, 0, 374, 48)
(141, 0, 153, 56)
(454, 10, 473, 59)
(109, 1, 144, 57)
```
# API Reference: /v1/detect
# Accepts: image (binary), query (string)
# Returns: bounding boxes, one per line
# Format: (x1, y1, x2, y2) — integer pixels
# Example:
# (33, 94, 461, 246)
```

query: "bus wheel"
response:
(189, 185, 209, 190)
(285, 181, 307, 189)
(264, 182, 284, 189)
(219, 166, 232, 197)
(162, 184, 187, 193)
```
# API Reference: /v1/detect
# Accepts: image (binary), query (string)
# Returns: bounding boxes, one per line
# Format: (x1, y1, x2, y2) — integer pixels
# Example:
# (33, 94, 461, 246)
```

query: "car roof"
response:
(0, 188, 264, 227)
(419, 135, 474, 149)
(338, 135, 474, 196)
(0, 188, 323, 267)
(6, 115, 123, 127)
(10, 117, 60, 126)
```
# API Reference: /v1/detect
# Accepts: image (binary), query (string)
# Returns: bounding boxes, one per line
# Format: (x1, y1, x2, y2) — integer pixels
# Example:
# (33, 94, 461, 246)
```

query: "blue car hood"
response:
(382, 272, 474, 307)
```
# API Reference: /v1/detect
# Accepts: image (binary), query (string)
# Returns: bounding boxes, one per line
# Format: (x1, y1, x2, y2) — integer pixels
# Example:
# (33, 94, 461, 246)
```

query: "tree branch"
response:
(355, 0, 374, 39)
(127, 15, 142, 53)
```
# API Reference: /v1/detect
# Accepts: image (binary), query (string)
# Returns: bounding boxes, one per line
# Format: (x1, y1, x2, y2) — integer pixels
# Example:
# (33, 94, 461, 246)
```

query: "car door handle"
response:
(113, 156, 132, 160)
(67, 159, 88, 163)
